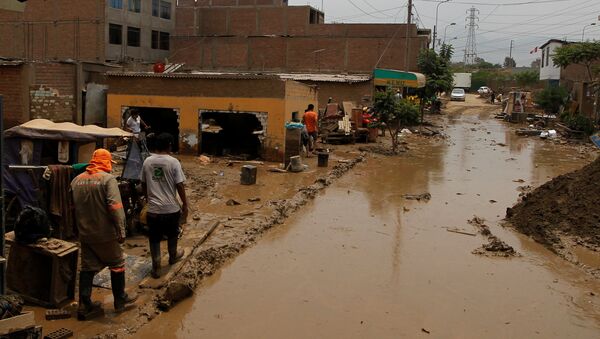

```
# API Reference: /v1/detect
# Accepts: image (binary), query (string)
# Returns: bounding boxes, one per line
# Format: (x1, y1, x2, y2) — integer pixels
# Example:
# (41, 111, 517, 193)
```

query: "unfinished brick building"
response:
(172, 0, 429, 73)
(170, 0, 429, 106)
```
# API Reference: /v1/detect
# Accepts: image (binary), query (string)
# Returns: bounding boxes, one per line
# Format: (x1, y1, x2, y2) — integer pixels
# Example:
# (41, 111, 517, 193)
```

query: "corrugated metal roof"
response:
(106, 71, 280, 80)
(107, 70, 372, 83)
(276, 73, 371, 83)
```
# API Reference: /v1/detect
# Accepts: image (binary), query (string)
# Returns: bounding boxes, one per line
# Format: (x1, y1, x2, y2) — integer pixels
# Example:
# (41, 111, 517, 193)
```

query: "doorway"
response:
(124, 107, 180, 152)
(199, 111, 266, 160)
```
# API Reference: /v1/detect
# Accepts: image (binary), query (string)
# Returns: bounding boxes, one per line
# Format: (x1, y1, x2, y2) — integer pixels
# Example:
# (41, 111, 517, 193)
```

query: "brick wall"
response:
(0, 65, 26, 128)
(29, 63, 77, 122)
(0, 0, 105, 61)
(107, 75, 286, 98)
(171, 5, 427, 73)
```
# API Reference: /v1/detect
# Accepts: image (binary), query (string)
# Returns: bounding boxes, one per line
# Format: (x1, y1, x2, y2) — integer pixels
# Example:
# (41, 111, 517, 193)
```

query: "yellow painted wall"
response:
(107, 94, 287, 160)
(284, 80, 319, 122)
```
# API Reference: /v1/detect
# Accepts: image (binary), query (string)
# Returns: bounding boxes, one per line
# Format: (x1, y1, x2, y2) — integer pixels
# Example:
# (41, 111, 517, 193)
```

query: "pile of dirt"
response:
(506, 157, 600, 249)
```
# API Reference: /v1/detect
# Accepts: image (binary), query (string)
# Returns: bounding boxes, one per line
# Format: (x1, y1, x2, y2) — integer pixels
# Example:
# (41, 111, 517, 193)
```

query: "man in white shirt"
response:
(141, 133, 188, 278)
(125, 108, 149, 136)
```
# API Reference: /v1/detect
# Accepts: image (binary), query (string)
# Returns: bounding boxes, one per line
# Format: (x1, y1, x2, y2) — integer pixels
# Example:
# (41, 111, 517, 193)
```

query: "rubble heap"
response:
(506, 157, 600, 249)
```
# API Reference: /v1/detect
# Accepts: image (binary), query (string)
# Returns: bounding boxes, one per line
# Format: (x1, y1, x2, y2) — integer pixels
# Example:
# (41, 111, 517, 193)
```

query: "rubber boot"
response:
(77, 271, 103, 321)
(149, 242, 161, 278)
(111, 270, 138, 312)
(168, 237, 184, 265)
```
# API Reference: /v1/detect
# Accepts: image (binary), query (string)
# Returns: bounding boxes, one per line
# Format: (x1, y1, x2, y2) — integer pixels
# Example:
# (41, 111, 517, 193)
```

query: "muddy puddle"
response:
(134, 105, 600, 338)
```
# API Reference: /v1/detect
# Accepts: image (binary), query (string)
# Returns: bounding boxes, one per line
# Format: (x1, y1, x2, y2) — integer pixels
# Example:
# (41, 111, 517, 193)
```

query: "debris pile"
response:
(506, 157, 600, 250)
(469, 216, 518, 257)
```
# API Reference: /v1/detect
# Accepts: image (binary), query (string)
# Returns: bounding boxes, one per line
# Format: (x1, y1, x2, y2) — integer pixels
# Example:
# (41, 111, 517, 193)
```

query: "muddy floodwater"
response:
(135, 105, 600, 338)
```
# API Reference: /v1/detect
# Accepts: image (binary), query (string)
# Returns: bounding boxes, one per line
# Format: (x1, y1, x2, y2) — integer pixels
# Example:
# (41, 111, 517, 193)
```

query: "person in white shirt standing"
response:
(141, 133, 188, 278)
(125, 108, 149, 137)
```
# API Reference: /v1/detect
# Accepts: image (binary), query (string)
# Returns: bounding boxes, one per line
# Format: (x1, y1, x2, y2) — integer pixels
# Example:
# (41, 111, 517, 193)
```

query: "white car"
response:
(478, 86, 490, 94)
(450, 88, 466, 101)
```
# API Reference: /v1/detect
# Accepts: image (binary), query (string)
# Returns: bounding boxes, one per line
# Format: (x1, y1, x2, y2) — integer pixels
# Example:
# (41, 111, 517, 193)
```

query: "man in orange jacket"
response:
(71, 149, 137, 320)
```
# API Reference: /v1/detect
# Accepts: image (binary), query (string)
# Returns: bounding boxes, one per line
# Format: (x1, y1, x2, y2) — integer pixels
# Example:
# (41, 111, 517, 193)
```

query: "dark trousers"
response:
(147, 211, 180, 243)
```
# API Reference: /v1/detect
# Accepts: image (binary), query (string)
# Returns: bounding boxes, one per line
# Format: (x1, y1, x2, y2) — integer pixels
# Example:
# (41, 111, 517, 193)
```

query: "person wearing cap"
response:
(71, 149, 137, 320)
(141, 133, 188, 278)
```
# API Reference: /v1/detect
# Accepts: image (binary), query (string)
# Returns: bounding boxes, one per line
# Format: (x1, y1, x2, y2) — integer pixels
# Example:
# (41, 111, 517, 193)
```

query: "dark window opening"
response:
(151, 30, 159, 49)
(109, 0, 123, 9)
(200, 112, 264, 160)
(159, 32, 170, 50)
(109, 23, 122, 45)
(128, 0, 141, 12)
(152, 0, 159, 16)
(130, 107, 180, 152)
(309, 9, 323, 24)
(127, 26, 141, 47)
(160, 1, 171, 19)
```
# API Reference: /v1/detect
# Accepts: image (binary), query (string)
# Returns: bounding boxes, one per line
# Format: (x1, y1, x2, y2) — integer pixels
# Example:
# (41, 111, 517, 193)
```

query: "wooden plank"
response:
(0, 312, 35, 335)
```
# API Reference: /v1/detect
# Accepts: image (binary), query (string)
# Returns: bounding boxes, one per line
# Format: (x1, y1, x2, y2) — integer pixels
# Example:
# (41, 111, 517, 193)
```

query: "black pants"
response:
(147, 211, 180, 243)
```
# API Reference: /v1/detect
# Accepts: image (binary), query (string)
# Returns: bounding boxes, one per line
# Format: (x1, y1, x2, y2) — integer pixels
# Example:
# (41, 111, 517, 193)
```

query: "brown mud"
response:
(133, 95, 600, 339)
(507, 156, 600, 273)
(30, 95, 600, 338)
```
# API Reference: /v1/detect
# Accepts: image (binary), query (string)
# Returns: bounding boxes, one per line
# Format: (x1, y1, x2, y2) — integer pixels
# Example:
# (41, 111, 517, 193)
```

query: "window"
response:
(152, 0, 159, 16)
(109, 23, 122, 45)
(160, 1, 171, 19)
(109, 0, 123, 9)
(151, 30, 159, 49)
(152, 30, 170, 50)
(127, 26, 140, 47)
(159, 32, 170, 50)
(541, 49, 545, 67)
(546, 47, 550, 67)
(128, 0, 141, 12)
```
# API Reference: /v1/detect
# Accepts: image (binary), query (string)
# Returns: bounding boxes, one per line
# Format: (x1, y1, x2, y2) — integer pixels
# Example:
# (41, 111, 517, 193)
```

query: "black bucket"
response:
(317, 152, 329, 167)
(240, 165, 257, 185)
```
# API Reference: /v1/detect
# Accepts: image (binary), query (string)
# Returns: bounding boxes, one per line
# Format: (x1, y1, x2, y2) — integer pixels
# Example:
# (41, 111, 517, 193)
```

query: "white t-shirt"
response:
(126, 116, 141, 133)
(141, 154, 186, 214)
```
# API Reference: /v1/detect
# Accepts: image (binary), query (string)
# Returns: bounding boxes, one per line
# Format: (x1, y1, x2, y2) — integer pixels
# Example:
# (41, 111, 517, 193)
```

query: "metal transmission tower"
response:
(463, 7, 479, 65)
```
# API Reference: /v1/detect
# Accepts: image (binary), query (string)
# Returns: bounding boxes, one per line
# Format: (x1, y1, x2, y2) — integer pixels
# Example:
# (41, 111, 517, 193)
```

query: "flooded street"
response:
(135, 99, 600, 338)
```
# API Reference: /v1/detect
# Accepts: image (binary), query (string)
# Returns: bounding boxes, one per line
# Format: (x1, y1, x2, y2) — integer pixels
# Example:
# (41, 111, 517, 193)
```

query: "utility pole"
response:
(404, 0, 413, 71)
(509, 39, 514, 70)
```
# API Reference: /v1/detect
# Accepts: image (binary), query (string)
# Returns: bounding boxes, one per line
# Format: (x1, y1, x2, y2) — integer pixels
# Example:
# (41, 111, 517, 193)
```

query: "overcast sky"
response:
(289, 0, 600, 67)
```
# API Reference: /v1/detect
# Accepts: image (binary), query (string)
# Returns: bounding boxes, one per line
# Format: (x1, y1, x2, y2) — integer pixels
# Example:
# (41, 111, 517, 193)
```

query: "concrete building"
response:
(106, 72, 317, 161)
(0, 0, 175, 63)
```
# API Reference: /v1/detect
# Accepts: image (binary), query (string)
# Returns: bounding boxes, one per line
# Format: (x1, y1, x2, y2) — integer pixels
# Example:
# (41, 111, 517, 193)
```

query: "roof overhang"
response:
(373, 68, 426, 88)
(4, 119, 132, 142)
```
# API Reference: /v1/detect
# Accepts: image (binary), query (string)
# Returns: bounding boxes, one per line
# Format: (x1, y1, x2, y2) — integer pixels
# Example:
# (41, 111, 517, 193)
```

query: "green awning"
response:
(373, 68, 426, 88)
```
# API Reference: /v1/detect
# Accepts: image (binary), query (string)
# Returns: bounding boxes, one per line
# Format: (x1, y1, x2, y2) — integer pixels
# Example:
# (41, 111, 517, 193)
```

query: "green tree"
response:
(553, 42, 600, 81)
(417, 44, 454, 102)
(515, 69, 540, 89)
(534, 86, 569, 114)
(372, 88, 420, 153)
(503, 56, 516, 68)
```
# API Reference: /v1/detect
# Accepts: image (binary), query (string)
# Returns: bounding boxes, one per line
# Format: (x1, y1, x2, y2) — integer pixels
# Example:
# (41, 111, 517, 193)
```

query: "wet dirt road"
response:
(135, 98, 600, 338)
